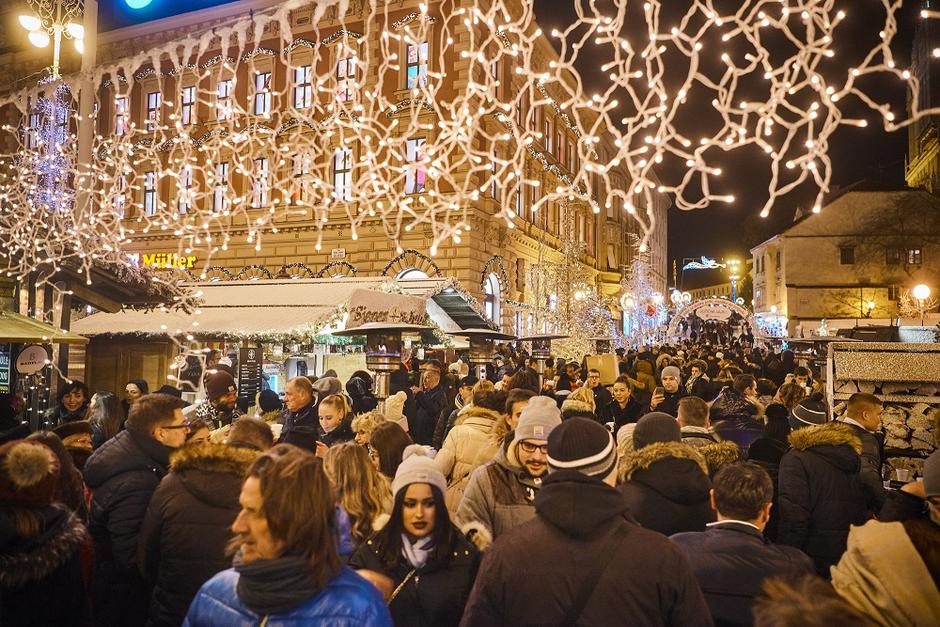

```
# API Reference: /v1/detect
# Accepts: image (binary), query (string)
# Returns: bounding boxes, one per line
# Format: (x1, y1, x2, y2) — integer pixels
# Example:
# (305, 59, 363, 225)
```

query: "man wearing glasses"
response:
(457, 396, 562, 551)
(84, 393, 187, 627)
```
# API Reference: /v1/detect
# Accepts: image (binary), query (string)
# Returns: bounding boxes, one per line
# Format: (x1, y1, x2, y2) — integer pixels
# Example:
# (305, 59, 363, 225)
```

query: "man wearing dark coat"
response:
(839, 393, 887, 512)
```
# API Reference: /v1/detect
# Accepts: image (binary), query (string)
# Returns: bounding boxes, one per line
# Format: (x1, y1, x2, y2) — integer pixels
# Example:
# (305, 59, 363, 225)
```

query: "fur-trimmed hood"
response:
(619, 441, 709, 482)
(0, 508, 87, 588)
(169, 441, 259, 475)
(560, 399, 595, 420)
(698, 441, 740, 477)
(788, 422, 862, 455)
(454, 405, 503, 429)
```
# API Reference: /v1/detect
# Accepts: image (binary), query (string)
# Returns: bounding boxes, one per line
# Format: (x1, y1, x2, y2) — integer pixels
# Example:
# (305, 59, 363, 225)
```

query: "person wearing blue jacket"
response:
(184, 444, 391, 627)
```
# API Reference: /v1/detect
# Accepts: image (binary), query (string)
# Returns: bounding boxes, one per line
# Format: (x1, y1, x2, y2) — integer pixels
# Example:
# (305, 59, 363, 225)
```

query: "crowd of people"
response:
(1, 339, 938, 626)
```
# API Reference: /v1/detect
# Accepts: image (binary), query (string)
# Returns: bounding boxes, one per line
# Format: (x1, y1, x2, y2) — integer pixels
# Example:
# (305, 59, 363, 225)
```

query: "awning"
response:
(0, 310, 89, 345)
(71, 277, 491, 340)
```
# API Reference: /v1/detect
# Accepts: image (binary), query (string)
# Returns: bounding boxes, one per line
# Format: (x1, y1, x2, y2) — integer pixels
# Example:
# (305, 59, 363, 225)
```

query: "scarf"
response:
(233, 550, 322, 616)
(400, 534, 434, 570)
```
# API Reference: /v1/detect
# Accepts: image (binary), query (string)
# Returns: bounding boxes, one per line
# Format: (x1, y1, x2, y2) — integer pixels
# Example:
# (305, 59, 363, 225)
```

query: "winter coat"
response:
(42, 403, 89, 430)
(412, 385, 445, 446)
(347, 377, 378, 415)
(84, 426, 175, 626)
(460, 470, 712, 627)
(671, 522, 814, 626)
(320, 419, 356, 447)
(840, 420, 887, 512)
(137, 442, 259, 627)
(712, 415, 765, 453)
(686, 375, 713, 401)
(435, 406, 501, 512)
(879, 489, 930, 522)
(0, 507, 92, 627)
(560, 398, 597, 422)
(456, 436, 543, 549)
(619, 441, 715, 536)
(602, 397, 646, 431)
(193, 401, 241, 431)
(278, 402, 317, 442)
(710, 388, 759, 422)
(633, 360, 658, 395)
(183, 566, 392, 627)
(697, 440, 741, 478)
(745, 437, 790, 542)
(776, 422, 869, 577)
(591, 385, 613, 412)
(348, 528, 480, 627)
(652, 387, 687, 417)
(680, 426, 719, 452)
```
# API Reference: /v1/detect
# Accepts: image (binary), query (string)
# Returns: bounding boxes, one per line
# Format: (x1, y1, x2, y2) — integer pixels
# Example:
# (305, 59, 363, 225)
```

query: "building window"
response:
(25, 111, 40, 148)
(252, 157, 268, 207)
(212, 162, 229, 212)
(114, 97, 128, 136)
(490, 155, 499, 198)
(254, 71, 271, 116)
(607, 243, 618, 270)
(907, 247, 923, 265)
(178, 165, 192, 213)
(293, 65, 312, 109)
(291, 153, 311, 204)
(143, 171, 157, 215)
(544, 119, 552, 152)
(216, 79, 233, 120)
(406, 42, 429, 88)
(146, 91, 161, 131)
(840, 246, 855, 265)
(405, 137, 426, 194)
(180, 86, 195, 125)
(515, 187, 523, 218)
(336, 57, 356, 102)
(332, 148, 353, 201)
(398, 268, 429, 280)
(885, 247, 901, 265)
(775, 251, 781, 268)
(888, 285, 901, 301)
(484, 273, 502, 323)
(113, 175, 126, 217)
(555, 131, 562, 161)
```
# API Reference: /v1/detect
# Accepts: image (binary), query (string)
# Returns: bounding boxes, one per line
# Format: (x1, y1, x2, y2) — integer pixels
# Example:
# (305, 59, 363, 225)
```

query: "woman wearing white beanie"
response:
(349, 445, 480, 627)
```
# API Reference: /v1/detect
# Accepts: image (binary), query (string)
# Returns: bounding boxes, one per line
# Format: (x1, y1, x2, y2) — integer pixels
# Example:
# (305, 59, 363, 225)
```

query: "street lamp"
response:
(913, 284, 932, 326)
(448, 328, 516, 381)
(19, 0, 84, 79)
(726, 258, 741, 302)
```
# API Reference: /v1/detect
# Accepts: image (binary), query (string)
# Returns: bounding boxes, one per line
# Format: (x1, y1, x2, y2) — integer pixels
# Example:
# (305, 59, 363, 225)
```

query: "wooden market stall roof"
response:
(0, 310, 89, 344)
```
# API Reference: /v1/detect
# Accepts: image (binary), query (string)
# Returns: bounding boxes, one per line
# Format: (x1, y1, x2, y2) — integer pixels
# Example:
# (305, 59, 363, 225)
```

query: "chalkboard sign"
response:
(238, 348, 263, 403)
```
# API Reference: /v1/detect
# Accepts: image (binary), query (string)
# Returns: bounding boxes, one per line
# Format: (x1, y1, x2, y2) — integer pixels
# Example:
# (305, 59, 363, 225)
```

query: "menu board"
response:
(238, 347, 263, 403)
(0, 344, 9, 393)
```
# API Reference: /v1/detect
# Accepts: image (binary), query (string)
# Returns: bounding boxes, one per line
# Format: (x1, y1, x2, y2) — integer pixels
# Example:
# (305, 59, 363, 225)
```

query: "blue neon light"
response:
(125, 0, 154, 8)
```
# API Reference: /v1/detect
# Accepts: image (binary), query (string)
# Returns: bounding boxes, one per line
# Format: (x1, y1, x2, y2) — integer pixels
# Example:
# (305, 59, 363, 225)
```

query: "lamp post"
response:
(18, 0, 85, 79)
(726, 258, 741, 302)
(449, 328, 516, 381)
(913, 284, 931, 326)
(519, 333, 568, 389)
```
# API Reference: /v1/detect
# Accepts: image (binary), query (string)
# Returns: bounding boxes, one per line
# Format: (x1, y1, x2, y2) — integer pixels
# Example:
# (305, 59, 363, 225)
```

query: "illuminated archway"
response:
(666, 298, 759, 340)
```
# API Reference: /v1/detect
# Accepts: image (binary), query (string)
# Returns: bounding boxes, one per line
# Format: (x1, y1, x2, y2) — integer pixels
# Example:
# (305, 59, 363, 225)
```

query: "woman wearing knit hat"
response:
(349, 445, 480, 627)
(0, 440, 92, 626)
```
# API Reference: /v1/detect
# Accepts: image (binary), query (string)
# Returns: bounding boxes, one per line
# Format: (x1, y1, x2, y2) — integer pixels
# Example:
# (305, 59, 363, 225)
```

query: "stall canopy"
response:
(70, 277, 492, 340)
(0, 310, 89, 345)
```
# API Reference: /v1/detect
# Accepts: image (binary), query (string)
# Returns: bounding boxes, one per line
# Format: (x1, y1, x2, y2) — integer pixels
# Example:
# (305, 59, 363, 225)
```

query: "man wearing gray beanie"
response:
(456, 396, 561, 551)
(462, 416, 710, 626)
(650, 365, 687, 418)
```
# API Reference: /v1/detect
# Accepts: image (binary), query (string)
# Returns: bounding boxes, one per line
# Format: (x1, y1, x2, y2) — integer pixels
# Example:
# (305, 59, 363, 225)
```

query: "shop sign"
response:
(126, 252, 198, 270)
(0, 344, 10, 393)
(346, 289, 426, 329)
(238, 348, 263, 403)
(695, 305, 733, 321)
(331, 248, 347, 260)
(15, 345, 48, 375)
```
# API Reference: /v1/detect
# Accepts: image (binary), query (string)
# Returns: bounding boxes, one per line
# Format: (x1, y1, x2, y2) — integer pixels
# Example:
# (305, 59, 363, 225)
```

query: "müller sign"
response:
(126, 252, 198, 270)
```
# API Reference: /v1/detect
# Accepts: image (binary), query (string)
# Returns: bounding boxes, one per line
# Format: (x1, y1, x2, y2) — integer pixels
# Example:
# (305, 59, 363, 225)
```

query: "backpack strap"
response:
(560, 521, 631, 627)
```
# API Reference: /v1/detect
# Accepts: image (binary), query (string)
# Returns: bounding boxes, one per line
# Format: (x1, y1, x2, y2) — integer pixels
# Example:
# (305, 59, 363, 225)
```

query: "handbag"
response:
(560, 522, 630, 627)
(388, 568, 417, 605)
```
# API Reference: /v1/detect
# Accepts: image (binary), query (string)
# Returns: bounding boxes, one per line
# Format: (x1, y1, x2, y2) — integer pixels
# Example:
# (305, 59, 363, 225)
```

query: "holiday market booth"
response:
(71, 277, 492, 399)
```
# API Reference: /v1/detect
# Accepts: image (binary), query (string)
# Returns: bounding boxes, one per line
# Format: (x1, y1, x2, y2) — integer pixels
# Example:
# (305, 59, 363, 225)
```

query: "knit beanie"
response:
(392, 444, 447, 497)
(547, 417, 618, 478)
(205, 371, 237, 401)
(923, 450, 940, 498)
(312, 376, 343, 399)
(514, 396, 562, 444)
(661, 365, 681, 381)
(383, 391, 408, 430)
(258, 389, 282, 413)
(0, 440, 60, 508)
(52, 420, 93, 441)
(633, 412, 681, 449)
(790, 393, 829, 430)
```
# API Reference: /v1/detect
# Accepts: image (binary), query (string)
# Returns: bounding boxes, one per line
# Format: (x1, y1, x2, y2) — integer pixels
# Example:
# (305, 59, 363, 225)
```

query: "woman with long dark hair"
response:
(87, 391, 126, 449)
(121, 379, 149, 417)
(349, 446, 479, 627)
(43, 380, 91, 429)
(369, 421, 413, 480)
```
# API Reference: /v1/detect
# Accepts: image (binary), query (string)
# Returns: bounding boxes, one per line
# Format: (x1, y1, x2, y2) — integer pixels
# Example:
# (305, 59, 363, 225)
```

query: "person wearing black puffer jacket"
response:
(776, 421, 869, 578)
(137, 441, 260, 627)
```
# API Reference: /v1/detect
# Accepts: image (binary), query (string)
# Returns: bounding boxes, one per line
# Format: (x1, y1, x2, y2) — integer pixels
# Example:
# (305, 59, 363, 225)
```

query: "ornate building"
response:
(907, 0, 940, 193)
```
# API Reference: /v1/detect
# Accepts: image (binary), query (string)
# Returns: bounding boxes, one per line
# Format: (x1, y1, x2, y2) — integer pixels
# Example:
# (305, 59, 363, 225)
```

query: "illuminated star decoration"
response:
(683, 256, 727, 271)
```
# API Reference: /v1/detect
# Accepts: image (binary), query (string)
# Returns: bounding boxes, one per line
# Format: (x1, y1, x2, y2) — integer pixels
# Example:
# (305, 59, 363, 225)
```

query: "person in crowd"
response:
(183, 417, 211, 445)
(619, 412, 714, 535)
(313, 375, 344, 400)
(752, 575, 880, 627)
(745, 404, 792, 541)
(353, 409, 386, 447)
(84, 393, 187, 627)
(225, 417, 274, 452)
(461, 417, 711, 626)
(183, 445, 392, 626)
(506, 369, 540, 395)
(678, 396, 718, 451)
(123, 378, 150, 416)
(602, 375, 646, 432)
(776, 420, 868, 577)
(319, 393, 356, 447)
(347, 373, 379, 415)
(436, 387, 505, 511)
(88, 391, 126, 449)
(791, 366, 812, 390)
(440, 375, 478, 443)
(194, 371, 240, 430)
(585, 368, 613, 410)
(27, 430, 90, 522)
(0, 439, 92, 626)
(52, 419, 95, 470)
(560, 384, 597, 421)
(370, 421, 414, 481)
(838, 393, 887, 511)
(649, 365, 687, 417)
(138, 438, 260, 627)
(686, 359, 713, 400)
(278, 375, 318, 443)
(711, 374, 765, 451)
(774, 382, 806, 413)
(788, 392, 829, 430)
(411, 360, 446, 446)
(755, 378, 778, 407)
(502, 388, 535, 435)
(632, 358, 657, 398)
(0, 392, 29, 445)
(254, 389, 282, 424)
(325, 442, 392, 546)
(43, 379, 91, 429)
(457, 396, 561, 550)
(671, 463, 814, 626)
(350, 446, 480, 626)
(554, 361, 582, 394)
